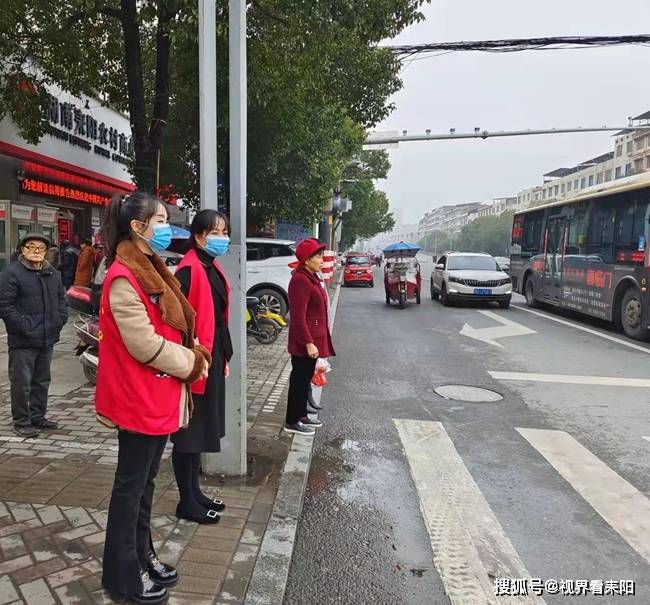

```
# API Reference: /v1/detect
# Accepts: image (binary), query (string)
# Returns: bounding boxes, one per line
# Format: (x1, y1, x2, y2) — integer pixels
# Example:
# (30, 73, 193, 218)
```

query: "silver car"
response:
(430, 252, 512, 308)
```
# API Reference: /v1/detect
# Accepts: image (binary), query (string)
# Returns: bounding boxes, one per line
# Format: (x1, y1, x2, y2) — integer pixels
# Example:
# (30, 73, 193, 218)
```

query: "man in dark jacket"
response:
(59, 241, 78, 290)
(0, 233, 68, 437)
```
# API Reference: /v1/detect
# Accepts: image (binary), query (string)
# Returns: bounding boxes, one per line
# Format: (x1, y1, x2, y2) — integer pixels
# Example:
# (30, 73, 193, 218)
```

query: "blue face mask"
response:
(147, 224, 173, 253)
(205, 236, 230, 257)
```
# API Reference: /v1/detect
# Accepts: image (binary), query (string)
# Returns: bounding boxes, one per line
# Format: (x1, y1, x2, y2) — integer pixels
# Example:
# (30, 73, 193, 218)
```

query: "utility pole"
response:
(198, 0, 217, 210)
(200, 0, 248, 476)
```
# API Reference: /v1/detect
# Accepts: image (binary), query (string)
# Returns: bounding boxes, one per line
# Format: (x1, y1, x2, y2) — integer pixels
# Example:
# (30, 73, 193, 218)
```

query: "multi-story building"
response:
(467, 197, 518, 222)
(418, 202, 485, 237)
(517, 110, 650, 208)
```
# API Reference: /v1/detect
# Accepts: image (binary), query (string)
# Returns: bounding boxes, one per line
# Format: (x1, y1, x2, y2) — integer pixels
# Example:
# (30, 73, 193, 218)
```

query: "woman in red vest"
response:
(171, 209, 232, 523)
(96, 192, 211, 605)
(285, 238, 336, 435)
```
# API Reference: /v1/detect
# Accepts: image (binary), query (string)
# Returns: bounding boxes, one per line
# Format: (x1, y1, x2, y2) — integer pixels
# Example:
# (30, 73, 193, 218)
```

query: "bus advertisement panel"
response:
(510, 175, 650, 340)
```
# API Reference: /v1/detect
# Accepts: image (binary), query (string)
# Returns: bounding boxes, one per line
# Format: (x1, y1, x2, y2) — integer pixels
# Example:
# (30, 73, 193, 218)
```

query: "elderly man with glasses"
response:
(0, 233, 68, 437)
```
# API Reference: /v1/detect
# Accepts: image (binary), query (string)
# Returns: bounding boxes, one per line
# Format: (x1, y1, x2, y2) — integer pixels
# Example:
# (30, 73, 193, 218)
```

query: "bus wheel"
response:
(525, 278, 539, 308)
(620, 288, 649, 341)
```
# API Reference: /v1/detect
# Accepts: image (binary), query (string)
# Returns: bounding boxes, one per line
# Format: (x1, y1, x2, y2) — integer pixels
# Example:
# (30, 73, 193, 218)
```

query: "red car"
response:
(343, 253, 374, 287)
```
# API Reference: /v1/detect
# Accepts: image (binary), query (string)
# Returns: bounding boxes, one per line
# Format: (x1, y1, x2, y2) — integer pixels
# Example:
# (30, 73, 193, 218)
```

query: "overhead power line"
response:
(386, 35, 650, 60)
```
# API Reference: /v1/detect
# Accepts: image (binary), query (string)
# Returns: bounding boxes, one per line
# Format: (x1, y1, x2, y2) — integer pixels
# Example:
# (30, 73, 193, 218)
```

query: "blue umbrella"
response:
(171, 225, 190, 239)
(383, 241, 420, 255)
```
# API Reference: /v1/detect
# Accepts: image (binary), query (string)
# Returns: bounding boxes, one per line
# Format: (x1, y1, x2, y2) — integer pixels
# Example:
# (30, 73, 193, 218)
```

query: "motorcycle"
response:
(246, 296, 284, 344)
(65, 286, 100, 385)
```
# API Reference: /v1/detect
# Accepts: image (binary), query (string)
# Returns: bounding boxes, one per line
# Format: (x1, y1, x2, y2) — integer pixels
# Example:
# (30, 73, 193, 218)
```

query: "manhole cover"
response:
(434, 385, 503, 402)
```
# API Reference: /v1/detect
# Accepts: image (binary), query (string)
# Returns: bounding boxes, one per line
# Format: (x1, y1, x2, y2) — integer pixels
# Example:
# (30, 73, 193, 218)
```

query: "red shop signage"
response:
(21, 178, 111, 206)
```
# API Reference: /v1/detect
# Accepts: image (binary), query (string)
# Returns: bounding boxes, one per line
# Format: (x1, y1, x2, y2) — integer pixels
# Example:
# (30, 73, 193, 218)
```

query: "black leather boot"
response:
(147, 551, 179, 588)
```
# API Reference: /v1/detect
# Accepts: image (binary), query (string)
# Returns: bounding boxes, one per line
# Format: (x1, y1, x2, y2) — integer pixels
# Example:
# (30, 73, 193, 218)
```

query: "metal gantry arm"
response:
(365, 126, 650, 147)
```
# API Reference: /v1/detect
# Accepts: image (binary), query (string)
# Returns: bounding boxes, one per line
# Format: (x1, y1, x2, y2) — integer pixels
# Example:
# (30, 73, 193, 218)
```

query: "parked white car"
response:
(247, 238, 296, 317)
(430, 252, 512, 308)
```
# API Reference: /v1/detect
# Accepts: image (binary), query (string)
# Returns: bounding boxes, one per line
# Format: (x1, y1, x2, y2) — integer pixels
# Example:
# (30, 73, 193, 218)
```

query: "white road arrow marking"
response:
(460, 310, 536, 348)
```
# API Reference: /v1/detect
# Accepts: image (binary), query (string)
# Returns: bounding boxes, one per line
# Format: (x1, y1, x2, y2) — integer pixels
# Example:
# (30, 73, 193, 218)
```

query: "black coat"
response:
(0, 258, 68, 349)
(59, 247, 78, 288)
(171, 250, 233, 453)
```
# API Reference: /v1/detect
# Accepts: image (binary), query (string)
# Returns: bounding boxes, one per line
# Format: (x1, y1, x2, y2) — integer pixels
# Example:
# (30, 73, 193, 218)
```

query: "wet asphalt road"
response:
(283, 256, 650, 605)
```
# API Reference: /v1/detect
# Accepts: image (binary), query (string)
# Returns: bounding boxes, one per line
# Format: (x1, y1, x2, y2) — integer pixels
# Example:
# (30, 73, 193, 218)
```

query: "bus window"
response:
(587, 200, 616, 264)
(615, 193, 650, 265)
(567, 205, 588, 255)
(512, 211, 544, 258)
(520, 211, 544, 257)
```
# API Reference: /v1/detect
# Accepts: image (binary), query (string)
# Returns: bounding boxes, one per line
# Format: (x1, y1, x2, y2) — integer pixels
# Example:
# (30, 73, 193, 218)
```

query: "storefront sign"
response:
(0, 202, 6, 220)
(47, 95, 132, 167)
(11, 204, 35, 222)
(22, 178, 110, 206)
(37, 208, 58, 223)
(0, 80, 134, 187)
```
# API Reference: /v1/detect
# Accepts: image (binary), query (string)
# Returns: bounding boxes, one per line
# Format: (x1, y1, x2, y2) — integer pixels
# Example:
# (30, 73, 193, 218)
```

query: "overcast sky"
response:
(376, 0, 650, 226)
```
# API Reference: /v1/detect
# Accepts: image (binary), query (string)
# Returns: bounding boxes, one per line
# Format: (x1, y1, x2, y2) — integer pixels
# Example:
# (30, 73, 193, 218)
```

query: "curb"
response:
(244, 272, 343, 605)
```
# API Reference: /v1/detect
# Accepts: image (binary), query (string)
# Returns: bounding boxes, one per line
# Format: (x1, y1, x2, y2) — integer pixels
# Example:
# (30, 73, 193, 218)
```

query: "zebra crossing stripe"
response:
(517, 428, 650, 565)
(394, 419, 546, 605)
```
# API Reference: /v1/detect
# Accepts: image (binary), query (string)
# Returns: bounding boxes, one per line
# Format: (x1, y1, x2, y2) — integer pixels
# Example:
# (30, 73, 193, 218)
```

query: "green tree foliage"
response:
(163, 0, 429, 224)
(419, 212, 515, 258)
(338, 150, 395, 249)
(455, 211, 514, 257)
(418, 230, 451, 256)
(0, 0, 189, 191)
(1, 0, 429, 223)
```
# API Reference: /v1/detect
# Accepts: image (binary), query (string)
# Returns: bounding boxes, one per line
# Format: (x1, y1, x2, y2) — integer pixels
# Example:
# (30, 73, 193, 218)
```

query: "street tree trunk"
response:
(119, 0, 174, 192)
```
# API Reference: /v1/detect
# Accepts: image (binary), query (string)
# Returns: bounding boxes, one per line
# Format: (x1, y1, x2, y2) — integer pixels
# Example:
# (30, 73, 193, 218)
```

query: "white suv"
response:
(430, 252, 512, 308)
(247, 238, 296, 317)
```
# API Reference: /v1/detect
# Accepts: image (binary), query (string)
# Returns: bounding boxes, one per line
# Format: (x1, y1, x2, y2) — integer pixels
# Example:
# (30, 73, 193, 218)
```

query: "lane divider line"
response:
(511, 304, 650, 356)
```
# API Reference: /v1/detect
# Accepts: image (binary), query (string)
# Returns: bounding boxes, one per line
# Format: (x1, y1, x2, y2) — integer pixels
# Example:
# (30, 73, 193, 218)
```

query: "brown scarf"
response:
(115, 240, 195, 340)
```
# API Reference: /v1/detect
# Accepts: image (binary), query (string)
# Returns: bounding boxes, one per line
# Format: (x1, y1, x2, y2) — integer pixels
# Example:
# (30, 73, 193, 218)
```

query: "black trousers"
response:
(9, 346, 54, 428)
(102, 430, 168, 597)
(286, 355, 317, 425)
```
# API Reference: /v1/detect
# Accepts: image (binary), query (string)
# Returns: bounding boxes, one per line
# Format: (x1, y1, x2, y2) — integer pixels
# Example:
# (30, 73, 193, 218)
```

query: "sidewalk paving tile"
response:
(0, 295, 331, 604)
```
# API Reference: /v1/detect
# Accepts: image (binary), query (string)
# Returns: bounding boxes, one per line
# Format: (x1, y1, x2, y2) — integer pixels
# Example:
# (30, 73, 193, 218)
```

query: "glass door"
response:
(544, 216, 568, 303)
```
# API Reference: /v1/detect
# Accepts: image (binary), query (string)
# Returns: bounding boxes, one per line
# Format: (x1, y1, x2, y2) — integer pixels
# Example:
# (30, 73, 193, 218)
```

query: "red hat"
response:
(289, 238, 326, 268)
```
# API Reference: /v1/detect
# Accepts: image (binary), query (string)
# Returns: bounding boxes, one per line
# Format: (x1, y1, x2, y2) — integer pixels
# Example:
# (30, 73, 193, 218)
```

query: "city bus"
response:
(510, 173, 650, 341)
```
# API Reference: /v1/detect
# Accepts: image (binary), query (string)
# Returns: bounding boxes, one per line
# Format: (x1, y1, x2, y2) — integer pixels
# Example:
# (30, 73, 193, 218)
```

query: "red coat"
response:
(95, 261, 185, 435)
(288, 267, 335, 358)
(177, 249, 230, 395)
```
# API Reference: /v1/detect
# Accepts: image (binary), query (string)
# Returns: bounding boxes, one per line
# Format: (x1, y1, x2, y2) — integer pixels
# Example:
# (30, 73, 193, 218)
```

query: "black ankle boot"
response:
(147, 551, 178, 588)
(110, 570, 168, 604)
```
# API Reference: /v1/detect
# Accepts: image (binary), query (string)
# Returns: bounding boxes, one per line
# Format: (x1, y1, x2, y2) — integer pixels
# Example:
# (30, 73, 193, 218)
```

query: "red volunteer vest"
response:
(95, 261, 185, 435)
(177, 249, 231, 395)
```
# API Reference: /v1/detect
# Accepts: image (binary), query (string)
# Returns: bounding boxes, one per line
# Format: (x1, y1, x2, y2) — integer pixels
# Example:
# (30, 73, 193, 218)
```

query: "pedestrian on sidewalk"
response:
(284, 238, 336, 435)
(96, 192, 211, 605)
(59, 240, 78, 290)
(45, 243, 60, 269)
(0, 233, 67, 438)
(73, 238, 94, 287)
(172, 209, 233, 525)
